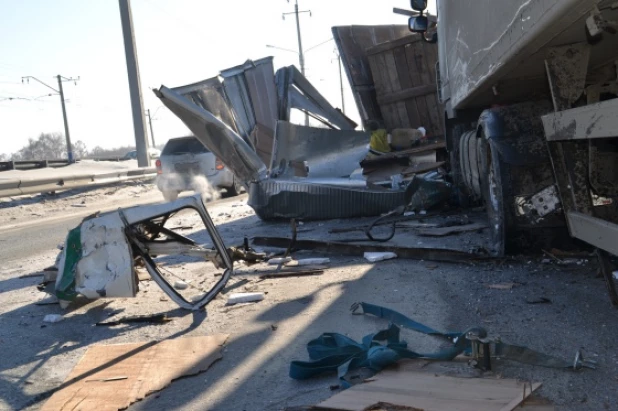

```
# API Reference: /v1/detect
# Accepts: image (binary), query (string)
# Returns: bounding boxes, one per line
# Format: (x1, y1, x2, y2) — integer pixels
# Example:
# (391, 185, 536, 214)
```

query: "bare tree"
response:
(14, 133, 66, 160)
(72, 140, 88, 159)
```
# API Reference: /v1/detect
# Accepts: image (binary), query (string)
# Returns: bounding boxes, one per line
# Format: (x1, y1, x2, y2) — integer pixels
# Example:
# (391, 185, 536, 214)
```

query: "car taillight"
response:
(155, 159, 162, 174)
(215, 158, 224, 170)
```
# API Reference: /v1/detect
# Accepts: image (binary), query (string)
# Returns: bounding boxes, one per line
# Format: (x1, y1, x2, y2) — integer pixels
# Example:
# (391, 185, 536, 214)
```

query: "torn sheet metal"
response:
(275, 65, 357, 130)
(155, 86, 267, 185)
(172, 76, 243, 140)
(55, 195, 233, 311)
(248, 179, 416, 220)
(221, 57, 279, 165)
(270, 121, 369, 178)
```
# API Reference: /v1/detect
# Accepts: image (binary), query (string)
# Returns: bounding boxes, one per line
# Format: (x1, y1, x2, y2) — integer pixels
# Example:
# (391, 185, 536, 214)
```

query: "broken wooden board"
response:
(316, 369, 541, 411)
(41, 335, 229, 411)
(416, 222, 488, 237)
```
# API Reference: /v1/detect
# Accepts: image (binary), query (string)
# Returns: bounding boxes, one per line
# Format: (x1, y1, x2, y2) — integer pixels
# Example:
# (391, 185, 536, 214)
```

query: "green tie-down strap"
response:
(289, 302, 594, 386)
(55, 227, 82, 301)
(289, 302, 477, 385)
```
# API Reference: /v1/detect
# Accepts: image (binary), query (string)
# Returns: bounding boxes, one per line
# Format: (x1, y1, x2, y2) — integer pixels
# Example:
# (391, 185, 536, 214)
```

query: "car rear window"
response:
(162, 137, 210, 155)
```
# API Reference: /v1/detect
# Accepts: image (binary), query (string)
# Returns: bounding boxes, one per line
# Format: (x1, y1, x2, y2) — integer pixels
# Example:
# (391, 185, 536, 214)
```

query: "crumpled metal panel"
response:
(155, 86, 267, 185)
(332, 25, 411, 127)
(248, 178, 416, 220)
(271, 121, 369, 178)
(221, 57, 279, 165)
(275, 65, 357, 130)
(172, 77, 242, 137)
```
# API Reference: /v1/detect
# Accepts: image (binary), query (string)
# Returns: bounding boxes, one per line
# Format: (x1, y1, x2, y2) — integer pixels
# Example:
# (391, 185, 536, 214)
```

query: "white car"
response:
(155, 136, 242, 201)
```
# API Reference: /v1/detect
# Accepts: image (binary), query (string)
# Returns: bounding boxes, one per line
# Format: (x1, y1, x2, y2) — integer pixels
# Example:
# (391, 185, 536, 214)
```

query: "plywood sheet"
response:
(317, 369, 540, 411)
(42, 335, 229, 411)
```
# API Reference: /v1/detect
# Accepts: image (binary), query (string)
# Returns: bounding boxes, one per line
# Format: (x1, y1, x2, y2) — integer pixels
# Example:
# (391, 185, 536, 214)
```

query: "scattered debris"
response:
(43, 314, 64, 323)
(364, 252, 398, 262)
(173, 280, 189, 290)
(486, 282, 522, 290)
(258, 268, 325, 279)
(41, 335, 228, 411)
(95, 313, 171, 326)
(53, 195, 233, 311)
(286, 258, 331, 266)
(35, 296, 59, 306)
(253, 237, 489, 262)
(227, 292, 265, 305)
(268, 257, 292, 265)
(527, 297, 552, 305)
(221, 279, 251, 295)
(271, 324, 278, 331)
(416, 222, 488, 237)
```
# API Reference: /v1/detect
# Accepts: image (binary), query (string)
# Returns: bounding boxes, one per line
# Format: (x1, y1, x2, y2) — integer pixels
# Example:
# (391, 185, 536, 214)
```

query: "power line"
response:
(22, 75, 80, 162)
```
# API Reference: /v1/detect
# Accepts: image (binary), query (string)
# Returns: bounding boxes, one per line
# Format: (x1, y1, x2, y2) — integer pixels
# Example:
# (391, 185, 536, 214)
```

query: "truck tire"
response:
(224, 177, 243, 198)
(478, 129, 510, 257)
(448, 123, 475, 208)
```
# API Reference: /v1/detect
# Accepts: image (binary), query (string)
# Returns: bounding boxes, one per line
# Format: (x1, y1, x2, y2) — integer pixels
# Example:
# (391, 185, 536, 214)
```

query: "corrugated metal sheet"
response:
(221, 57, 278, 166)
(248, 179, 415, 220)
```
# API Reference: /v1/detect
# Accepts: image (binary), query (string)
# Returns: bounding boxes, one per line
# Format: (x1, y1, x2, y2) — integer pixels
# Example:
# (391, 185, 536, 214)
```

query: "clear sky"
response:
(0, 0, 429, 156)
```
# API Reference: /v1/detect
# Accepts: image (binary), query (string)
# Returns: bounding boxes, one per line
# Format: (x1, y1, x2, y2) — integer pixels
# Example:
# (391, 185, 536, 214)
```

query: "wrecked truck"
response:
(407, 1, 618, 302)
(155, 56, 450, 221)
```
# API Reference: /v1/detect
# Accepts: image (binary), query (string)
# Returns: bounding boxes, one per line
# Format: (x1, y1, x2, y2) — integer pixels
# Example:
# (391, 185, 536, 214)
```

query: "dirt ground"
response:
(1, 184, 617, 411)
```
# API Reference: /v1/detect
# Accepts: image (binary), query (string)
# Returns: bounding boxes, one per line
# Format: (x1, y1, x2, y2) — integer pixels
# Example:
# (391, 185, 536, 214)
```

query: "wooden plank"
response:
(366, 34, 423, 56)
(377, 84, 436, 105)
(316, 371, 541, 411)
(425, 93, 443, 137)
(370, 52, 400, 127)
(383, 50, 409, 128)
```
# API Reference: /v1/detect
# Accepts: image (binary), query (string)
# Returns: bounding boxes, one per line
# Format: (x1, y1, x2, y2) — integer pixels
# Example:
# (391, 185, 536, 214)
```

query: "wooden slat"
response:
(317, 370, 542, 411)
(366, 34, 423, 56)
(377, 84, 436, 105)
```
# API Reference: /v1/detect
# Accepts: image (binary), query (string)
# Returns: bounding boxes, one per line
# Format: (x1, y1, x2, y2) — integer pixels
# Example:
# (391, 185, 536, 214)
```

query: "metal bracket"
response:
(515, 185, 561, 223)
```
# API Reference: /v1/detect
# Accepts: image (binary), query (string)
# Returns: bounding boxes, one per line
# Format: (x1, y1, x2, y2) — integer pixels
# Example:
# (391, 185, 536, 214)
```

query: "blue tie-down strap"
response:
(289, 302, 596, 386)
(289, 303, 477, 385)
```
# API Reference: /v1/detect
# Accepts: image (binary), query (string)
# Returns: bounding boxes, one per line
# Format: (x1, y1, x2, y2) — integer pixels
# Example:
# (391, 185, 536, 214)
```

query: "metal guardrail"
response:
(0, 167, 157, 198)
(0, 157, 134, 172)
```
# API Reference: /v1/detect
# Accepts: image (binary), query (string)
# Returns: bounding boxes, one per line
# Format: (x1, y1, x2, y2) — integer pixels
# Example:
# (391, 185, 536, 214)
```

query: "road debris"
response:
(258, 267, 325, 279)
(527, 297, 552, 305)
(227, 292, 265, 305)
(43, 314, 64, 323)
(95, 313, 171, 326)
(416, 222, 488, 237)
(286, 258, 331, 266)
(486, 282, 523, 290)
(364, 252, 398, 262)
(173, 280, 189, 290)
(268, 257, 292, 265)
(253, 237, 490, 262)
(41, 335, 228, 411)
(53, 195, 233, 311)
(221, 278, 251, 294)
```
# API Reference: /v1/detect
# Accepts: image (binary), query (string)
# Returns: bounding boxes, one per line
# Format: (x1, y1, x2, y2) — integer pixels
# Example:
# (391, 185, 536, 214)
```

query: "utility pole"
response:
(22, 75, 79, 162)
(146, 109, 155, 147)
(284, 0, 311, 126)
(56, 75, 73, 162)
(118, 0, 150, 167)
